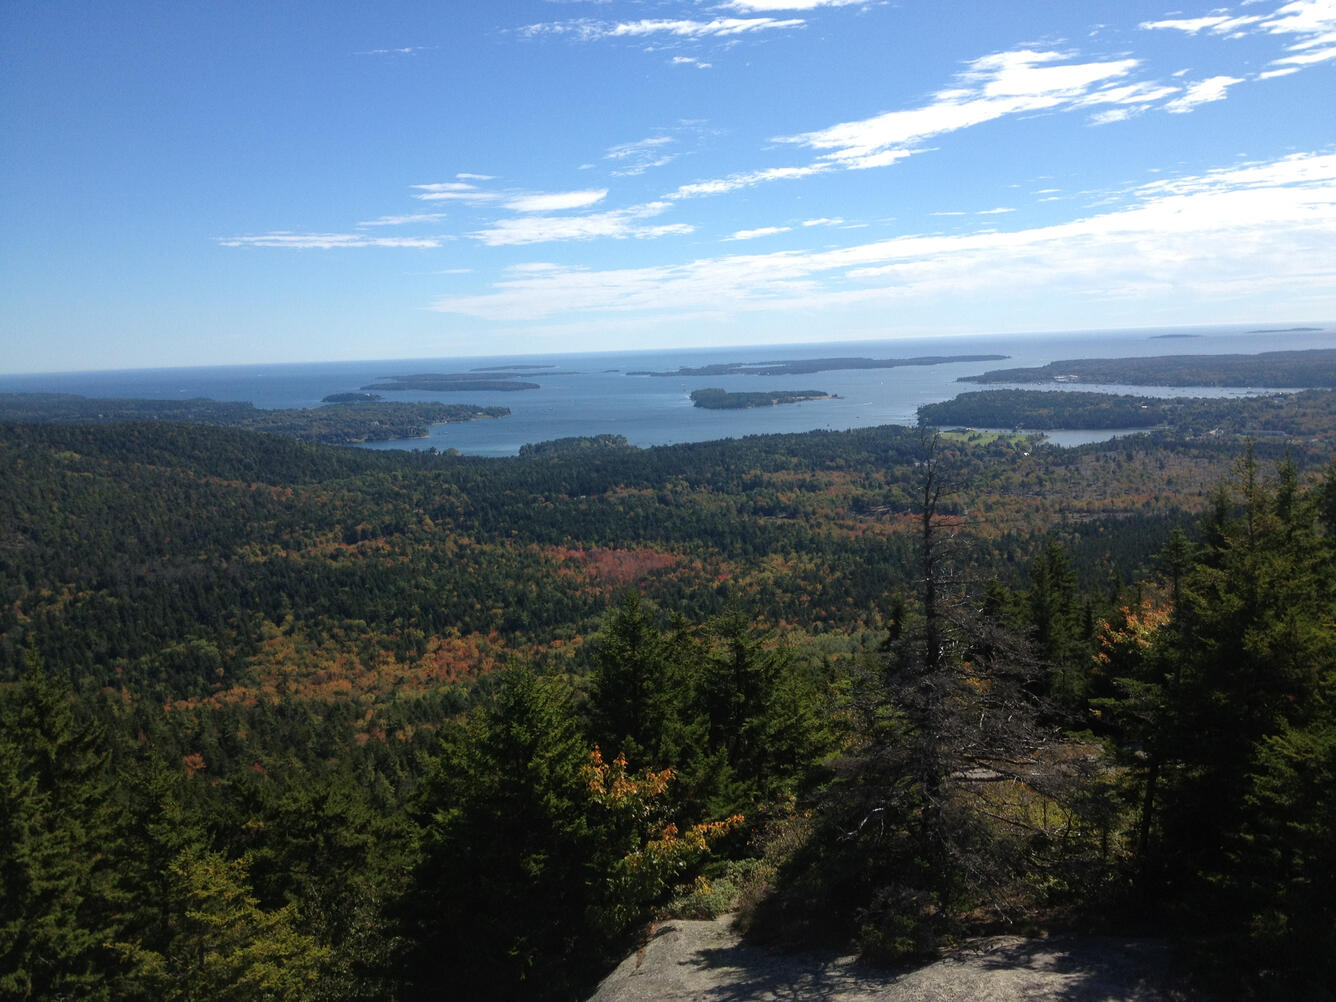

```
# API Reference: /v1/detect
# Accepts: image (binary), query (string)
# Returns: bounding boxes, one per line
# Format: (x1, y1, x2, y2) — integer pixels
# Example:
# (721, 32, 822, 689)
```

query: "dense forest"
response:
(919, 386, 1336, 436)
(963, 347, 1336, 387)
(689, 387, 833, 409)
(0, 393, 508, 444)
(3, 398, 1334, 999)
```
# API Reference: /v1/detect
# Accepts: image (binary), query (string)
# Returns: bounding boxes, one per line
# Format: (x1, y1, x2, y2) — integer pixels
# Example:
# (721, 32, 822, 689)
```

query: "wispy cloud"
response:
(358, 212, 447, 227)
(356, 45, 438, 56)
(519, 17, 806, 41)
(606, 136, 679, 175)
(722, 0, 868, 9)
(430, 152, 1336, 322)
(671, 55, 713, 68)
(1164, 75, 1245, 113)
(727, 225, 792, 240)
(1142, 0, 1336, 68)
(219, 232, 444, 249)
(414, 181, 477, 192)
(1266, 0, 1336, 66)
(1138, 15, 1264, 37)
(667, 164, 826, 199)
(471, 201, 694, 246)
(412, 180, 504, 204)
(504, 189, 609, 212)
(780, 49, 1141, 170)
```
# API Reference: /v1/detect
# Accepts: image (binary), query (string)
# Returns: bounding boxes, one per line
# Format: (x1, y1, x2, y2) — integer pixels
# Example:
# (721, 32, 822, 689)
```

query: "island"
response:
(362, 373, 541, 392)
(960, 348, 1336, 387)
(0, 393, 508, 444)
(630, 354, 1008, 377)
(322, 392, 382, 403)
(470, 364, 556, 372)
(689, 388, 835, 409)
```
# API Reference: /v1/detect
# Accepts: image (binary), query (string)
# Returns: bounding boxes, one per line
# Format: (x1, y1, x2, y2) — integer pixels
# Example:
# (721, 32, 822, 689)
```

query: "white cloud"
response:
(504, 189, 609, 212)
(606, 136, 679, 174)
(671, 56, 713, 68)
(667, 164, 826, 199)
(1261, 0, 1336, 65)
(471, 201, 694, 246)
(801, 217, 846, 226)
(219, 232, 444, 249)
(520, 17, 805, 41)
(1135, 151, 1336, 196)
(356, 45, 438, 56)
(722, 0, 866, 9)
(358, 212, 447, 227)
(430, 152, 1336, 323)
(779, 49, 1140, 169)
(1078, 80, 1180, 109)
(1139, 15, 1264, 35)
(978, 207, 1015, 215)
(1143, 0, 1336, 68)
(506, 262, 570, 274)
(727, 226, 792, 240)
(1164, 75, 1244, 112)
(415, 190, 504, 203)
(1090, 108, 1133, 124)
(412, 181, 505, 205)
(413, 181, 477, 192)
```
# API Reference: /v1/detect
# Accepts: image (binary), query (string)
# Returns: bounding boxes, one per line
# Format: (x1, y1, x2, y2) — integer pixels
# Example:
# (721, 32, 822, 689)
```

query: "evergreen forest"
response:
(4, 390, 1336, 1000)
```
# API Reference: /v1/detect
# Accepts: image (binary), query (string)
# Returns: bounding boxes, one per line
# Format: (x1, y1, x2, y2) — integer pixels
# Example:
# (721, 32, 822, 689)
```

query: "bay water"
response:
(3, 325, 1332, 456)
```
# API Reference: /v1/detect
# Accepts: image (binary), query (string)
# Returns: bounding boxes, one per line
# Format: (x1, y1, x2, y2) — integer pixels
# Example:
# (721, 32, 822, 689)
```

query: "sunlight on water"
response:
(3, 325, 1332, 456)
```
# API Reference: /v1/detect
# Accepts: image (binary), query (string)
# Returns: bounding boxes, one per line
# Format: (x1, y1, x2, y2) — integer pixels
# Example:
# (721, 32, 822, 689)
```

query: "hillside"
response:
(3, 414, 1333, 1000)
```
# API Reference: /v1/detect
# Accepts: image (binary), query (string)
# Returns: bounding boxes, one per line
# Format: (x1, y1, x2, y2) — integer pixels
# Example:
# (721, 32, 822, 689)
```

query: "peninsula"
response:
(960, 347, 1336, 387)
(0, 392, 508, 444)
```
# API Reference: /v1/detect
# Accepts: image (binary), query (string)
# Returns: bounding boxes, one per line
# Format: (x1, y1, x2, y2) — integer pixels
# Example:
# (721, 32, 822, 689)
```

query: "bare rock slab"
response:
(588, 916, 1199, 1002)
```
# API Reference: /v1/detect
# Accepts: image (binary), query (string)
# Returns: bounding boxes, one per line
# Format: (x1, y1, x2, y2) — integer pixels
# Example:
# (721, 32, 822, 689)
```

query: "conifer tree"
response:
(399, 665, 596, 1001)
(0, 660, 132, 1000)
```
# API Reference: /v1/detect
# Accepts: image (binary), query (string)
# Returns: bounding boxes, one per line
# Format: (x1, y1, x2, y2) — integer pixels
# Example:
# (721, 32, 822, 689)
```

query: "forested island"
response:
(963, 347, 1336, 387)
(631, 353, 1008, 377)
(0, 392, 508, 443)
(690, 387, 834, 409)
(917, 387, 1332, 436)
(5, 387, 1336, 1000)
(363, 373, 541, 392)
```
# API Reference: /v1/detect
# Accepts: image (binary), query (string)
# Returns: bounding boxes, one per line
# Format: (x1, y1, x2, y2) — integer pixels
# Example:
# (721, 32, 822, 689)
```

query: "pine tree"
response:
(0, 661, 132, 1000)
(399, 665, 594, 1001)
(129, 845, 329, 1002)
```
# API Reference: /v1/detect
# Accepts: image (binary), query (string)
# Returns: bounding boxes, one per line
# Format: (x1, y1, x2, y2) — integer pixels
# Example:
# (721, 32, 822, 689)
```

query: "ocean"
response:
(3, 325, 1333, 456)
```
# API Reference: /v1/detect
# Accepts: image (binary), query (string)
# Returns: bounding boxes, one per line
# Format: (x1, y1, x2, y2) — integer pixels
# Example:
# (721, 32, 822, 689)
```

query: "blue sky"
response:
(2, 0, 1334, 373)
